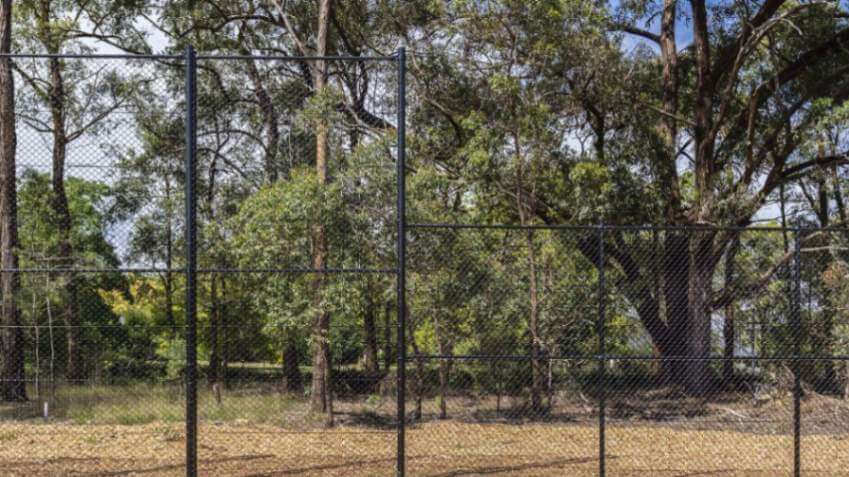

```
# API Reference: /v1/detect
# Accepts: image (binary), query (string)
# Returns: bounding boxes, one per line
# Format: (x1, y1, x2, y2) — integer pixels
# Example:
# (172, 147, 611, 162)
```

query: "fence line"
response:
(3, 47, 848, 477)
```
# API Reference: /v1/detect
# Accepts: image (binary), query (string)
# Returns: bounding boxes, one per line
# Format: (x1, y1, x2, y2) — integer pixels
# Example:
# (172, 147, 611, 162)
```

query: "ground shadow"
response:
(422, 456, 602, 476)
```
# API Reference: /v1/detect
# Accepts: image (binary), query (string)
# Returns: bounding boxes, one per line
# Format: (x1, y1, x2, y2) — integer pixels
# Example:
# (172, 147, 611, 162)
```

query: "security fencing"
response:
(1, 48, 848, 477)
(404, 224, 849, 476)
(0, 48, 404, 476)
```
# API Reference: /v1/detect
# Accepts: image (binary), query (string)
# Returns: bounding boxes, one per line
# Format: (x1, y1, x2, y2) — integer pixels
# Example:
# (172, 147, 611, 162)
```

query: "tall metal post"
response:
(597, 224, 606, 477)
(395, 47, 407, 477)
(792, 229, 802, 477)
(184, 45, 198, 477)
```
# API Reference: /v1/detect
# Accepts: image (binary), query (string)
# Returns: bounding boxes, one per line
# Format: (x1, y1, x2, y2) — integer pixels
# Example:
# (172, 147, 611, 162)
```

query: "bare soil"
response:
(0, 420, 847, 476)
(1, 389, 848, 476)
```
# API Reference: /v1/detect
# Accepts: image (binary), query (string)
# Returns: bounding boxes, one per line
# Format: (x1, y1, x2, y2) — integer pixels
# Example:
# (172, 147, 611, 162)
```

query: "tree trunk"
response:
(525, 228, 545, 414)
(660, 232, 690, 385)
(410, 333, 424, 421)
(814, 148, 837, 393)
(309, 0, 334, 423)
(684, 234, 715, 396)
(383, 300, 392, 374)
(437, 358, 450, 419)
(244, 56, 280, 182)
(208, 275, 220, 386)
(282, 328, 302, 392)
(274, 0, 335, 419)
(220, 278, 230, 388)
(164, 176, 176, 337)
(46, 55, 83, 382)
(656, 0, 682, 221)
(0, 0, 26, 402)
(434, 315, 451, 419)
(363, 279, 379, 375)
(514, 130, 545, 414)
(723, 237, 739, 384)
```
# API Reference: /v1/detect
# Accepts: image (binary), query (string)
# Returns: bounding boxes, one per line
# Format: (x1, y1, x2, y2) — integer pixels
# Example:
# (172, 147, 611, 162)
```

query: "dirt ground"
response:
(0, 420, 848, 476)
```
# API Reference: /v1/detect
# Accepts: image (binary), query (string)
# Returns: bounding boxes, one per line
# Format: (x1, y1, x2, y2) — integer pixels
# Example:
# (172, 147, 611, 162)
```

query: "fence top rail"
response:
(0, 53, 182, 60)
(407, 223, 849, 233)
(197, 53, 399, 61)
(0, 52, 400, 61)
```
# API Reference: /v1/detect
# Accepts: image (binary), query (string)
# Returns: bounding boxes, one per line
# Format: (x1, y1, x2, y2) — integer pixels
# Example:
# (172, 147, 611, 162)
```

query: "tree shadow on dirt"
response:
(422, 456, 602, 476)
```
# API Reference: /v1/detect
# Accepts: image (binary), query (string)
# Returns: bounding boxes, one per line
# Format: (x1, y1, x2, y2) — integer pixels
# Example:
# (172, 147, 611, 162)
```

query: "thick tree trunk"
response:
(660, 232, 690, 385)
(0, 0, 26, 402)
(684, 234, 715, 396)
(646, 232, 718, 395)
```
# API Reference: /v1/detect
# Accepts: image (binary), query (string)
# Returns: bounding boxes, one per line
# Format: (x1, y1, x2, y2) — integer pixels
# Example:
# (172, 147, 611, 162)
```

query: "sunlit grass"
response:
(0, 383, 301, 425)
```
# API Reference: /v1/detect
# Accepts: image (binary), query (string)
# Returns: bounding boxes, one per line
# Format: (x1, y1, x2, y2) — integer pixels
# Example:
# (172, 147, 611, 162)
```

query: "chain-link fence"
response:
(402, 224, 849, 476)
(0, 48, 404, 476)
(2, 48, 849, 477)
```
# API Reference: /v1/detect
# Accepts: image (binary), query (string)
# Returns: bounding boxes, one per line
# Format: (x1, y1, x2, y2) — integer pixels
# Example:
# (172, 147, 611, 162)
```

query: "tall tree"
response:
(393, 0, 849, 395)
(274, 0, 335, 417)
(0, 0, 26, 402)
(15, 0, 148, 380)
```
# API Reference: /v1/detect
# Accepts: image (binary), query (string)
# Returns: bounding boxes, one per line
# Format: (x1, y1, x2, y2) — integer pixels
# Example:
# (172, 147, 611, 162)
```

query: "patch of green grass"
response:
(0, 430, 19, 442)
(2, 383, 301, 426)
(199, 389, 296, 423)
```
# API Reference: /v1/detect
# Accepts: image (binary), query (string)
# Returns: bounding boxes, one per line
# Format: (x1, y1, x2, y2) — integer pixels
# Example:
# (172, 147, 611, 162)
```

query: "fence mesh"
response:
(2, 51, 849, 477)
(0, 52, 402, 476)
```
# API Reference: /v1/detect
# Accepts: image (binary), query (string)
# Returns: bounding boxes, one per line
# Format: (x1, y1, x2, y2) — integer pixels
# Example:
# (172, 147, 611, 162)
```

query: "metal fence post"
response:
(184, 45, 198, 477)
(597, 223, 606, 477)
(395, 46, 407, 477)
(792, 229, 802, 477)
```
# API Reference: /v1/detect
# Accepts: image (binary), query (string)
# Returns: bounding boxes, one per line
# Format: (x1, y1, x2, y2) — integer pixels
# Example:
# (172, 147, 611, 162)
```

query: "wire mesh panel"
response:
(604, 358, 795, 476)
(403, 226, 600, 475)
(400, 225, 849, 476)
(5, 50, 849, 477)
(192, 55, 399, 475)
(0, 55, 190, 475)
(798, 229, 849, 475)
(0, 52, 401, 476)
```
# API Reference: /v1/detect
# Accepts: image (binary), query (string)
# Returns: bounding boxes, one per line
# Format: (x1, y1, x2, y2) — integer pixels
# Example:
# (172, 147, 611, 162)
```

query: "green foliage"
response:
(155, 338, 187, 381)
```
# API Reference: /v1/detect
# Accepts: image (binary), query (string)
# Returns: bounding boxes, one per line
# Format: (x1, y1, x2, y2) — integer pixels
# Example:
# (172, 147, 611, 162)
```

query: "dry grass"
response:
(0, 420, 847, 476)
(2, 385, 849, 475)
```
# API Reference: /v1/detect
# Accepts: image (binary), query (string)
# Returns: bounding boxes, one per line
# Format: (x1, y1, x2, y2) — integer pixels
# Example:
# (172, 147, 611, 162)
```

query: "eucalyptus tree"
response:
(594, 0, 849, 394)
(12, 0, 150, 380)
(402, 0, 849, 395)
